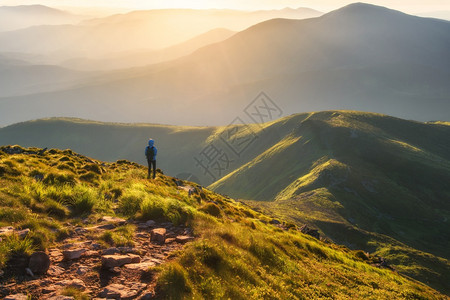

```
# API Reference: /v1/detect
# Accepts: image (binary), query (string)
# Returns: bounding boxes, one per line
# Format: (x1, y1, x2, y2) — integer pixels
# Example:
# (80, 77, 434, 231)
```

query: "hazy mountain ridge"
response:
(0, 5, 86, 32)
(0, 63, 96, 97)
(418, 10, 450, 21)
(0, 27, 236, 96)
(1, 3, 449, 127)
(60, 28, 237, 71)
(0, 6, 322, 61)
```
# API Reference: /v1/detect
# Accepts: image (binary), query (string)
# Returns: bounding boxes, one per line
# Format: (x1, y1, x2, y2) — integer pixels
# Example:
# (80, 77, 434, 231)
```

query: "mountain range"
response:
(0, 3, 449, 127)
(1, 110, 449, 293)
(60, 28, 237, 71)
(0, 27, 237, 97)
(0, 56, 95, 97)
(0, 6, 322, 61)
(0, 5, 86, 32)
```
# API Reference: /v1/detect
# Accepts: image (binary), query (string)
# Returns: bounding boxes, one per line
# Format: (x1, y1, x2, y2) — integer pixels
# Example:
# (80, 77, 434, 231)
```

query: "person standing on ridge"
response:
(145, 139, 157, 179)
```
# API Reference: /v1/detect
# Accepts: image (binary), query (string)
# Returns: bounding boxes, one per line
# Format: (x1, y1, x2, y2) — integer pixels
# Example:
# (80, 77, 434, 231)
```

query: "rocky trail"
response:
(1, 216, 195, 299)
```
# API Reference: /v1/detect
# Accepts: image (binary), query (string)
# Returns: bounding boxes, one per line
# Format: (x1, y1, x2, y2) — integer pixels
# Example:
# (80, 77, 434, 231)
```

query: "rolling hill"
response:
(1, 111, 449, 293)
(0, 3, 449, 127)
(0, 146, 447, 299)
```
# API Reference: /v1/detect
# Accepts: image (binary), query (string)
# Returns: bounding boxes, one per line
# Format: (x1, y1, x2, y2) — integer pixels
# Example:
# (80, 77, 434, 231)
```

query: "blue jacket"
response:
(145, 139, 157, 161)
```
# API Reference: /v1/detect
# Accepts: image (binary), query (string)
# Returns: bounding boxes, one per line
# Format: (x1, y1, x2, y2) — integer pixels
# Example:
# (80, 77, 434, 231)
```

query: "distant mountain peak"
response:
(0, 4, 65, 14)
(323, 2, 406, 19)
(339, 2, 394, 11)
(289, 6, 322, 13)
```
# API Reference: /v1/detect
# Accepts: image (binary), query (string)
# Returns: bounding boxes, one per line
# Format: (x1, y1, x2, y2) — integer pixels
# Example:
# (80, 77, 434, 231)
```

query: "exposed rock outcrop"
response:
(150, 228, 166, 245)
(299, 225, 320, 239)
(28, 252, 51, 275)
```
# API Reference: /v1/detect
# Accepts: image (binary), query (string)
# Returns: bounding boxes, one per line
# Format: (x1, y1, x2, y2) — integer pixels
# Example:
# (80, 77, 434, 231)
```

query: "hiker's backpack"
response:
(145, 146, 155, 160)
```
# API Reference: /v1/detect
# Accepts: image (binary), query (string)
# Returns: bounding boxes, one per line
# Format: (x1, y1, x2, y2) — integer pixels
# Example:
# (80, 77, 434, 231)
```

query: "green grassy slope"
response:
(210, 111, 450, 254)
(209, 111, 450, 293)
(2, 146, 446, 299)
(1, 111, 450, 293)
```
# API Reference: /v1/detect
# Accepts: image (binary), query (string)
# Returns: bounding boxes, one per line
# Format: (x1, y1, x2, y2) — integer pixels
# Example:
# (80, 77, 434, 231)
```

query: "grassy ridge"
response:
(211, 112, 450, 249)
(210, 111, 450, 293)
(0, 146, 446, 299)
(0, 117, 216, 182)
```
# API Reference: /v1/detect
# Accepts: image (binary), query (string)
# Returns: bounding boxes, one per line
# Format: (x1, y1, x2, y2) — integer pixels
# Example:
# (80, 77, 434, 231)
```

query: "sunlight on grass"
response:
(0, 146, 445, 299)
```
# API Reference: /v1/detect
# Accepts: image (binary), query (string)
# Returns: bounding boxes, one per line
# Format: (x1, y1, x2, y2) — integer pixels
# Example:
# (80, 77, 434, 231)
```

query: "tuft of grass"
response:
(18, 218, 60, 250)
(100, 224, 136, 247)
(0, 207, 28, 223)
(305, 242, 329, 259)
(70, 185, 97, 216)
(29, 169, 45, 180)
(43, 172, 76, 186)
(61, 287, 89, 300)
(0, 235, 35, 268)
(140, 194, 194, 225)
(119, 189, 146, 217)
(0, 160, 21, 176)
(44, 199, 70, 219)
(199, 202, 221, 217)
(140, 195, 166, 220)
(79, 171, 100, 183)
(249, 237, 284, 267)
(156, 262, 191, 300)
(110, 188, 123, 199)
(354, 250, 369, 261)
(82, 163, 103, 174)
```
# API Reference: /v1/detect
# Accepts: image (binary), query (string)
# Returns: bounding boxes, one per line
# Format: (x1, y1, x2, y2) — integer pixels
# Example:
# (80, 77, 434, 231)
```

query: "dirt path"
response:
(1, 217, 194, 299)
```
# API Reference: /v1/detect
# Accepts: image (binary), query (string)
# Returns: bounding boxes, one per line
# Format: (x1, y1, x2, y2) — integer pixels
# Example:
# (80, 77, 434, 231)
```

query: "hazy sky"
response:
(2, 0, 450, 13)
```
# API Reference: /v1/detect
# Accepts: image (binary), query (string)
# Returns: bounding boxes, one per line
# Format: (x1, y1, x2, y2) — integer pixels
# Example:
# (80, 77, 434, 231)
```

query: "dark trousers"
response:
(147, 159, 156, 179)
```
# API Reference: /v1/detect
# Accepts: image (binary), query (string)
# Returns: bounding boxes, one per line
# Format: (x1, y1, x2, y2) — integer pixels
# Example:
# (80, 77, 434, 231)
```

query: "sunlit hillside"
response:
(0, 147, 446, 299)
